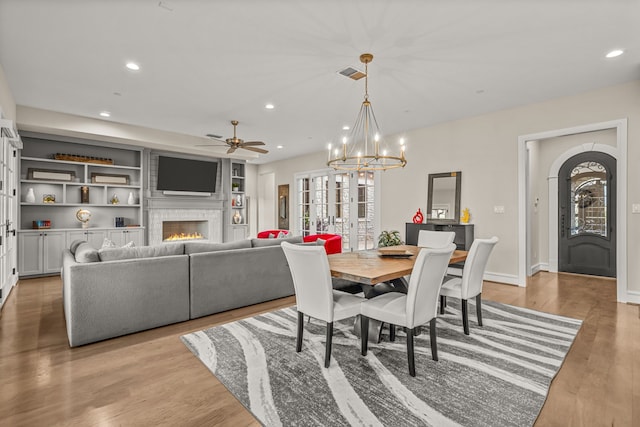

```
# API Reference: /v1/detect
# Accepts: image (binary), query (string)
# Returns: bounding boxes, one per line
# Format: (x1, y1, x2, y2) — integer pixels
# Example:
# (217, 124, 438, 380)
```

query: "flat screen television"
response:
(156, 156, 218, 193)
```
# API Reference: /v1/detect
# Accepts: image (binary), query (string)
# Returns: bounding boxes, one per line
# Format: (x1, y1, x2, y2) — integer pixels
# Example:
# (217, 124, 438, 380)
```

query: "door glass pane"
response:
(334, 172, 350, 251)
(570, 161, 607, 237)
(297, 178, 311, 236)
(314, 176, 329, 233)
(356, 171, 375, 250)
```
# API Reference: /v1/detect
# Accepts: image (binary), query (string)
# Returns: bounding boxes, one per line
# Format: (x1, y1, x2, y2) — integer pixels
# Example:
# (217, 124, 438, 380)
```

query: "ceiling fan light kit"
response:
(327, 53, 407, 172)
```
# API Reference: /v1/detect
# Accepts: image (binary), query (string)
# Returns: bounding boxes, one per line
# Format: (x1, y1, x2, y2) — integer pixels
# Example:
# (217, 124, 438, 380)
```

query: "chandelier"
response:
(327, 53, 407, 171)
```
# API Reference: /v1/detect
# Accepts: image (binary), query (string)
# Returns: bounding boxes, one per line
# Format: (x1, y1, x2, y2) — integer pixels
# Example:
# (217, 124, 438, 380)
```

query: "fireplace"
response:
(163, 220, 207, 241)
(148, 208, 223, 246)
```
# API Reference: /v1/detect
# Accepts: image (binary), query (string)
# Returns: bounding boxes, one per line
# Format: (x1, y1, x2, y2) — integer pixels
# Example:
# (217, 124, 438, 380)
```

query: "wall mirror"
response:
(278, 184, 289, 229)
(427, 171, 462, 224)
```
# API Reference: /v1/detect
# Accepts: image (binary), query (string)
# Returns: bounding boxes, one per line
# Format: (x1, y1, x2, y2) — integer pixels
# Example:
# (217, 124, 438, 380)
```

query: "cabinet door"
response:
(125, 229, 144, 246)
(43, 231, 66, 274)
(107, 230, 126, 247)
(85, 230, 107, 249)
(67, 230, 87, 247)
(231, 226, 247, 242)
(18, 232, 43, 276)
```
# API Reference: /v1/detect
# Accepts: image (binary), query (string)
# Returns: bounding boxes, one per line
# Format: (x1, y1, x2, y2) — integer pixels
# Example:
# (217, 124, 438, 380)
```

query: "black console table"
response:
(405, 223, 474, 250)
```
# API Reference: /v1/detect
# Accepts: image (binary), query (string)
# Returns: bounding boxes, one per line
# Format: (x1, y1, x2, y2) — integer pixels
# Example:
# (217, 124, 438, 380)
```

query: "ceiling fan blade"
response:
(195, 143, 229, 147)
(227, 146, 237, 154)
(242, 146, 268, 154)
(241, 141, 265, 146)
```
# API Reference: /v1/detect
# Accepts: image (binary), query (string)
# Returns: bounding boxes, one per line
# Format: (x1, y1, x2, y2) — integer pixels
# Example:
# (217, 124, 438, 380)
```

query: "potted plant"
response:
(232, 182, 240, 192)
(378, 230, 403, 247)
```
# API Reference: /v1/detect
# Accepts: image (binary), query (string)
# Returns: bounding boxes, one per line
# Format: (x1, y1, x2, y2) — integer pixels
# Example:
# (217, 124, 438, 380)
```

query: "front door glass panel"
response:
(570, 161, 607, 237)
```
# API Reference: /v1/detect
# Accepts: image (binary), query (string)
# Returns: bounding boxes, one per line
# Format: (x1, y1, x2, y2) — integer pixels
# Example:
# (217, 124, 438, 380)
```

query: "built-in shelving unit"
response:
(227, 160, 248, 241)
(18, 134, 145, 277)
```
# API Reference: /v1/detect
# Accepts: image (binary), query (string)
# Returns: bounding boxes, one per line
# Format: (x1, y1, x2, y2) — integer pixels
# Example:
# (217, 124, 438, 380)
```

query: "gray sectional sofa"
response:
(62, 236, 302, 347)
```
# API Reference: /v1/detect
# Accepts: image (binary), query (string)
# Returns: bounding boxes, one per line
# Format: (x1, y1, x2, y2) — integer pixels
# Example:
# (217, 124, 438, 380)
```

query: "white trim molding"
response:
(518, 119, 628, 302)
(484, 272, 520, 286)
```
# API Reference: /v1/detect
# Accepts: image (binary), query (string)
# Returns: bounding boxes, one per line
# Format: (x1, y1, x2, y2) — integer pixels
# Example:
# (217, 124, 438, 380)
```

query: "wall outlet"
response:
(632, 204, 640, 214)
(494, 206, 505, 214)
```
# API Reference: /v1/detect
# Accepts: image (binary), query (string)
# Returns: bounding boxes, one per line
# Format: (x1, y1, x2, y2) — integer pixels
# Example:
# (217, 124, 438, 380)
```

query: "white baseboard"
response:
(625, 290, 640, 304)
(0, 279, 17, 311)
(529, 263, 549, 275)
(484, 271, 521, 286)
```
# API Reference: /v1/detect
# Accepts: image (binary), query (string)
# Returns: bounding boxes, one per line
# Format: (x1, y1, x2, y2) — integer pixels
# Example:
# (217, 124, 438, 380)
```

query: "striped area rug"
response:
(181, 300, 581, 427)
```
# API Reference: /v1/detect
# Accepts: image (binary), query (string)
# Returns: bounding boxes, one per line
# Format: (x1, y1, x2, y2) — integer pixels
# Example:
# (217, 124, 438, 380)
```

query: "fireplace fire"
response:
(164, 232, 204, 241)
(162, 220, 208, 242)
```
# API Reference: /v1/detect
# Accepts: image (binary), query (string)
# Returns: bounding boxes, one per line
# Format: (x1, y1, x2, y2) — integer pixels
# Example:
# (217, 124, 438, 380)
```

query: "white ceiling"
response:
(1, 0, 638, 164)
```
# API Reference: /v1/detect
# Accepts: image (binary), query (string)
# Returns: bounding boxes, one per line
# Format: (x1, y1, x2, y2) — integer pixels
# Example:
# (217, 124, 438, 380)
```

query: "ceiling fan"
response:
(198, 120, 268, 155)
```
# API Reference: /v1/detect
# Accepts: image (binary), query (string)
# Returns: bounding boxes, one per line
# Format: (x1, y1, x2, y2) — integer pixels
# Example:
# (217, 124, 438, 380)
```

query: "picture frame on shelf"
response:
(91, 173, 130, 185)
(28, 168, 75, 182)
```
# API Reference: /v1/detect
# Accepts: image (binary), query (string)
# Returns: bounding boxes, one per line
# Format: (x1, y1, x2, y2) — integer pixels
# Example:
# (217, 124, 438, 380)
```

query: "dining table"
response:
(328, 244, 468, 342)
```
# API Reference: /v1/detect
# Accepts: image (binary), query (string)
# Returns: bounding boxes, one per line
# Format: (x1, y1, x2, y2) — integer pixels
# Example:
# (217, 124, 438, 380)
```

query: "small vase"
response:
(25, 188, 36, 203)
(127, 192, 135, 205)
(233, 211, 242, 224)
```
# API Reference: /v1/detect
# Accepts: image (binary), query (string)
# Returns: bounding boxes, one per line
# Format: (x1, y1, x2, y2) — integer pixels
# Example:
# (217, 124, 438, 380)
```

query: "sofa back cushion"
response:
(69, 239, 85, 255)
(251, 235, 302, 248)
(184, 239, 252, 255)
(74, 242, 100, 263)
(98, 243, 184, 262)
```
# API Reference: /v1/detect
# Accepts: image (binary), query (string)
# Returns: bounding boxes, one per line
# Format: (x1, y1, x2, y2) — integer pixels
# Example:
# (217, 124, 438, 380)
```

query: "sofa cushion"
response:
(69, 239, 85, 255)
(98, 243, 184, 262)
(251, 235, 302, 247)
(74, 242, 100, 263)
(184, 239, 252, 255)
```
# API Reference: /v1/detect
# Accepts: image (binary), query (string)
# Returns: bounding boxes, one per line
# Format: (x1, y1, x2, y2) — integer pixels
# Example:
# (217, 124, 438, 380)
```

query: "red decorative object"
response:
(412, 208, 424, 224)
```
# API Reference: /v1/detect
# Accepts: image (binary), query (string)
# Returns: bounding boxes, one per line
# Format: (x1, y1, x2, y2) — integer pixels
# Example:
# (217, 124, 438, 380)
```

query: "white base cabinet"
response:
(19, 227, 145, 277)
(108, 229, 144, 247)
(66, 229, 107, 250)
(18, 231, 66, 276)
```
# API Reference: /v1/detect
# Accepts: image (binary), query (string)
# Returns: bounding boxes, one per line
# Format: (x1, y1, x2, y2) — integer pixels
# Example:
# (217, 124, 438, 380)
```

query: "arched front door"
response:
(558, 152, 616, 277)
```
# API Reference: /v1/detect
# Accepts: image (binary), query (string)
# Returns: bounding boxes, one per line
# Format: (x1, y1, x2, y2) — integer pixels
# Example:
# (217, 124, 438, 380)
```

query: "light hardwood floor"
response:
(1, 273, 638, 426)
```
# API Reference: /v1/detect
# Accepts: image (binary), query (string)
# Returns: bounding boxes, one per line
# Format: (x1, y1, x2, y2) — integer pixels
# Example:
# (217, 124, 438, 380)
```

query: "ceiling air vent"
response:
(337, 66, 366, 81)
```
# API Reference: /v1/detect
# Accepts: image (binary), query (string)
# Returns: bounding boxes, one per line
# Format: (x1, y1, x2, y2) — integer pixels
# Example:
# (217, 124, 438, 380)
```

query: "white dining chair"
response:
(360, 243, 456, 377)
(439, 237, 499, 335)
(417, 229, 455, 248)
(281, 242, 364, 368)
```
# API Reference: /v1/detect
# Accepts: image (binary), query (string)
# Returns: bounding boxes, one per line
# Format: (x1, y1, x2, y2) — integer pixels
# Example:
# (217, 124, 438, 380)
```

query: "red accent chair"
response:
(303, 234, 342, 255)
(257, 229, 290, 239)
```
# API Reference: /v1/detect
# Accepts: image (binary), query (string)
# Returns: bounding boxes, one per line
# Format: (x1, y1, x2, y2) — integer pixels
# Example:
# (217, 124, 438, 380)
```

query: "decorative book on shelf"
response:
(53, 153, 114, 165)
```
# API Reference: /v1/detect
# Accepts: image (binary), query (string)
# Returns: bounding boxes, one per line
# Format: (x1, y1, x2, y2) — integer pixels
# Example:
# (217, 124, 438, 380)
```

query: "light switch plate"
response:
(632, 204, 640, 214)
(494, 206, 505, 214)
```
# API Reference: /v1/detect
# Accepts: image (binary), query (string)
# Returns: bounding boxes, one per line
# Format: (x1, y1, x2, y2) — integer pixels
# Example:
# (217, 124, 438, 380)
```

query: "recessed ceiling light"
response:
(606, 49, 624, 58)
(265, 103, 275, 110)
(342, 125, 350, 130)
(99, 111, 111, 117)
(126, 62, 140, 71)
(277, 145, 283, 149)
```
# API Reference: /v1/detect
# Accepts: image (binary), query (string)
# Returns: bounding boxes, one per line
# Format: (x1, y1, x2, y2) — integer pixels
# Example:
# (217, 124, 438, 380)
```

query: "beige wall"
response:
(0, 64, 16, 120)
(259, 80, 640, 293)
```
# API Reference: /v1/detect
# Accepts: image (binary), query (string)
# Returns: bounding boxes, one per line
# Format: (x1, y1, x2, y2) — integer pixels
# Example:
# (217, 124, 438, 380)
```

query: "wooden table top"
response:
(328, 245, 468, 286)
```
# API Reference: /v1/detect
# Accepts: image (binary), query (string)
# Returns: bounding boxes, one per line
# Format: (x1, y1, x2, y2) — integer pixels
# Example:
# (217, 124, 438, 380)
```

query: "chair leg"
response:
(361, 316, 369, 356)
(476, 294, 483, 327)
(439, 295, 446, 315)
(407, 327, 416, 377)
(325, 322, 334, 368)
(296, 311, 304, 352)
(429, 319, 438, 361)
(462, 299, 470, 335)
(390, 324, 396, 342)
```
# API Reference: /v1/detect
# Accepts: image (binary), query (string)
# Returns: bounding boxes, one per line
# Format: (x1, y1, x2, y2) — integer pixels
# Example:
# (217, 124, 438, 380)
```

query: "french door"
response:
(295, 170, 378, 252)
